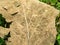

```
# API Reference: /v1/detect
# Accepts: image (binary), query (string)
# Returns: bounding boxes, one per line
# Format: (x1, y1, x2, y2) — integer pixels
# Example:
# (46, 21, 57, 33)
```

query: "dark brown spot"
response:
(2, 7, 7, 11)
(11, 12, 18, 16)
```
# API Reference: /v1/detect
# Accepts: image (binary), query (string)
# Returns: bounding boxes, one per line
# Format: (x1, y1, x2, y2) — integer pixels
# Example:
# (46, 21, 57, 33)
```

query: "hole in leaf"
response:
(0, 14, 12, 28)
(0, 32, 11, 45)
